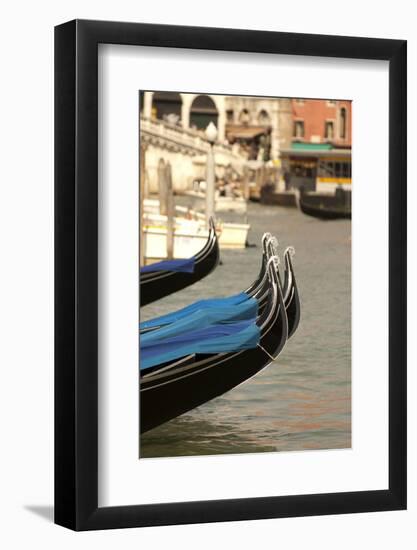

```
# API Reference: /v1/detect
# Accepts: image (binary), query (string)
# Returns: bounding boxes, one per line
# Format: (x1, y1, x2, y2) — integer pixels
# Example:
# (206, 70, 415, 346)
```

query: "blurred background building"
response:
(139, 91, 351, 194)
(290, 98, 351, 147)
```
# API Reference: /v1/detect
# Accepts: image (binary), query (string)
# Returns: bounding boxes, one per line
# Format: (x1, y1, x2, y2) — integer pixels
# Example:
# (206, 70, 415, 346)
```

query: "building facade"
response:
(279, 100, 352, 193)
(141, 91, 227, 141)
(140, 92, 294, 162)
(291, 99, 352, 148)
(224, 96, 292, 161)
(141, 92, 351, 152)
(140, 92, 352, 194)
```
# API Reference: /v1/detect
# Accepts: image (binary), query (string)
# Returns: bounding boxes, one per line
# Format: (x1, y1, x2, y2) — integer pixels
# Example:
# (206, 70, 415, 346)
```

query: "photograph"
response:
(139, 91, 352, 458)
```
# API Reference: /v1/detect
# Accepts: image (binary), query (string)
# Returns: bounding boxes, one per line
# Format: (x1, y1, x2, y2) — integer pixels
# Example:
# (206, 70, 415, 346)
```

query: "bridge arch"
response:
(142, 91, 226, 141)
(258, 109, 271, 126)
(152, 92, 182, 124)
(239, 108, 251, 125)
(189, 95, 218, 130)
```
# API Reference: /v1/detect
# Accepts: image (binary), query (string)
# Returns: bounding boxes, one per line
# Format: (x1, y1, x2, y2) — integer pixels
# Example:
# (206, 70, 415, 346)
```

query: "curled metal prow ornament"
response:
(269, 236, 279, 256)
(284, 246, 296, 258)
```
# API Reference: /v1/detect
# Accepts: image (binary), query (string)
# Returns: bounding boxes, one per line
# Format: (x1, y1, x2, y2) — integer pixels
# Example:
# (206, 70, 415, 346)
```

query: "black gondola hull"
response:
(298, 189, 351, 220)
(140, 234, 219, 306)
(139, 262, 295, 433)
(299, 199, 351, 220)
(140, 317, 285, 433)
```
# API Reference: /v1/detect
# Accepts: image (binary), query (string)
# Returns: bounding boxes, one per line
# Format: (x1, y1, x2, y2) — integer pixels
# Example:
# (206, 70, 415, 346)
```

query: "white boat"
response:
(142, 205, 250, 260)
(217, 221, 250, 249)
(183, 189, 248, 215)
(142, 215, 209, 261)
(143, 198, 161, 215)
(173, 206, 250, 249)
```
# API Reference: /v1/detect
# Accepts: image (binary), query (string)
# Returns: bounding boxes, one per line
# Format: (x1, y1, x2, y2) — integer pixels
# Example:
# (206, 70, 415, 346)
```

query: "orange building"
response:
(291, 99, 351, 148)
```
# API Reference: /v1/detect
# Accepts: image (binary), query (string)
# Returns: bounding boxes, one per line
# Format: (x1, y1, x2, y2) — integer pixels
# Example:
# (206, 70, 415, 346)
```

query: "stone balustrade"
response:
(140, 116, 247, 193)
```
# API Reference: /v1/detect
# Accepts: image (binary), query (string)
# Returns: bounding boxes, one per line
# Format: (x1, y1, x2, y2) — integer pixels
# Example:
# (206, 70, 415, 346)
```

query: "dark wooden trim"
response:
(54, 19, 77, 530)
(387, 41, 407, 508)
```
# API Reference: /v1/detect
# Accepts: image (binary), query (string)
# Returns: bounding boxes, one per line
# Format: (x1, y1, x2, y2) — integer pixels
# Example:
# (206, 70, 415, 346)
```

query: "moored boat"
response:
(140, 218, 219, 306)
(139, 232, 273, 335)
(297, 187, 351, 220)
(260, 184, 297, 207)
(143, 204, 250, 254)
(140, 249, 300, 433)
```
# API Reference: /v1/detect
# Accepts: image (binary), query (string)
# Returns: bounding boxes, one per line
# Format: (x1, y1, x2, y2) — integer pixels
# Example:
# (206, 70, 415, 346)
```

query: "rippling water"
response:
(140, 202, 351, 457)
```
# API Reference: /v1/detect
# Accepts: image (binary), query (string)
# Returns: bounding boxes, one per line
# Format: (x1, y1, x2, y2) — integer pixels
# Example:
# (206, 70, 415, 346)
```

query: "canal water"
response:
(140, 202, 351, 457)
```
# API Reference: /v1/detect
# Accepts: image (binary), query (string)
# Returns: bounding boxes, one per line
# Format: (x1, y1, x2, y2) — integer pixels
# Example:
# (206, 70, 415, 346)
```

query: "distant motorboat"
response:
(183, 182, 248, 215)
(183, 189, 248, 215)
(260, 183, 297, 207)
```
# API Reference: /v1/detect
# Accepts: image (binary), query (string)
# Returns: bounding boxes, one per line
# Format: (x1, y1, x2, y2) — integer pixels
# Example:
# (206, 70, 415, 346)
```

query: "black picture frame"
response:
(55, 19, 407, 531)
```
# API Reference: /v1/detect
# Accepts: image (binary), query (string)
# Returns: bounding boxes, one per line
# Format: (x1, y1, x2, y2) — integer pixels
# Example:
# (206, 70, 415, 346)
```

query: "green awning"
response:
(291, 142, 333, 150)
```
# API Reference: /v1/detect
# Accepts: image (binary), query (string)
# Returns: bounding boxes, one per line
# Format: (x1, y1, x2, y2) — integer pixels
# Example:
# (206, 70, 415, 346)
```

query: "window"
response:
(318, 160, 335, 177)
(239, 109, 250, 124)
(226, 109, 234, 123)
(339, 107, 347, 139)
(343, 162, 352, 178)
(293, 120, 305, 138)
(190, 95, 218, 130)
(318, 160, 351, 179)
(325, 121, 334, 140)
(258, 109, 270, 126)
(152, 91, 182, 121)
(290, 160, 315, 178)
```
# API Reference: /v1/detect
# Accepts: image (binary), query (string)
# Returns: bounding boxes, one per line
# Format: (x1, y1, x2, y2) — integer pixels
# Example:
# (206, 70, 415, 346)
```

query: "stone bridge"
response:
(140, 116, 247, 194)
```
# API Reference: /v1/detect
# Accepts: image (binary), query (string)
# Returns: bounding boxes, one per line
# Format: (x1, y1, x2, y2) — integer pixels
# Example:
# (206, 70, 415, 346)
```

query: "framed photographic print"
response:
(55, 19, 407, 530)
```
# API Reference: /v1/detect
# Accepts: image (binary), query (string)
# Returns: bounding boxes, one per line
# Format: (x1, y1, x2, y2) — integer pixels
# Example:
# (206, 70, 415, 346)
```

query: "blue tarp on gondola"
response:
(140, 298, 258, 347)
(140, 257, 195, 274)
(140, 320, 260, 370)
(139, 291, 250, 330)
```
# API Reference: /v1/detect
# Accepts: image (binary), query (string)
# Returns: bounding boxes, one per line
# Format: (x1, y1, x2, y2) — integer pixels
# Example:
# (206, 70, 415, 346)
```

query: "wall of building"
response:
(292, 99, 352, 147)
(225, 96, 287, 160)
(143, 91, 226, 141)
(144, 93, 356, 163)
(278, 98, 293, 151)
(140, 117, 247, 192)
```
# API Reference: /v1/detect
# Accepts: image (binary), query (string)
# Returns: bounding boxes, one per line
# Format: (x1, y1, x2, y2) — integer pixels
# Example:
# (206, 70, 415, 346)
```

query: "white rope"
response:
(257, 343, 277, 361)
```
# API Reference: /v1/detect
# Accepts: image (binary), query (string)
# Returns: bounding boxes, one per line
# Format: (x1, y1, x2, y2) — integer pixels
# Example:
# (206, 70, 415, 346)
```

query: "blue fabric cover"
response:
(140, 298, 258, 347)
(140, 257, 195, 274)
(140, 320, 260, 370)
(140, 291, 250, 330)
